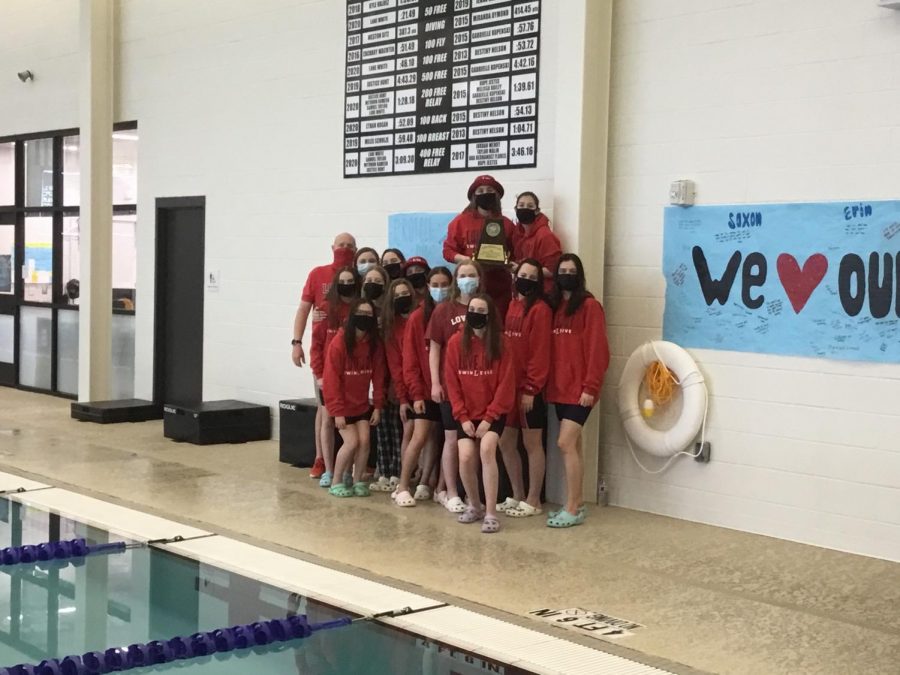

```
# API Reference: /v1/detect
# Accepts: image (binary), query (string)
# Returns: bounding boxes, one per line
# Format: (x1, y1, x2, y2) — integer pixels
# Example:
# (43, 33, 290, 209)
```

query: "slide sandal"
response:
(445, 496, 467, 514)
(413, 484, 432, 501)
(318, 471, 333, 488)
(481, 516, 501, 533)
(394, 490, 416, 507)
(457, 505, 485, 524)
(352, 482, 371, 497)
(328, 484, 353, 498)
(546, 509, 586, 528)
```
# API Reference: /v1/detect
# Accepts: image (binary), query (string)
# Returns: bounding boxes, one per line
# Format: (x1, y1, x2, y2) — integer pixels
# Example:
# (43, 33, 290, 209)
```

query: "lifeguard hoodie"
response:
(443, 332, 515, 424)
(545, 296, 610, 406)
(323, 330, 385, 418)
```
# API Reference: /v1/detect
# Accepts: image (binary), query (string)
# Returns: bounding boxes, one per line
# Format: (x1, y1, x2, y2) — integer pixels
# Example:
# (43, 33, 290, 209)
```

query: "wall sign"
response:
(344, 0, 541, 177)
(663, 200, 900, 363)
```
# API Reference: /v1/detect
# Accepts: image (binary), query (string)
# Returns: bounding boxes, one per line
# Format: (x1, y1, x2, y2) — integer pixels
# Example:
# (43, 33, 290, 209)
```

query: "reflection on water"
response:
(0, 500, 517, 674)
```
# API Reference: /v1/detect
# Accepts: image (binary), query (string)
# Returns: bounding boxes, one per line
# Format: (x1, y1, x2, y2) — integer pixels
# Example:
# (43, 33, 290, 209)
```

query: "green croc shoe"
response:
(328, 484, 354, 498)
(352, 481, 371, 497)
(548, 504, 586, 519)
(547, 509, 586, 528)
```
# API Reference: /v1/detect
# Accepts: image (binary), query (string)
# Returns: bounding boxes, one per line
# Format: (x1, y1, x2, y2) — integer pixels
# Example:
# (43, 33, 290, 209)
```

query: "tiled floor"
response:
(1, 388, 898, 674)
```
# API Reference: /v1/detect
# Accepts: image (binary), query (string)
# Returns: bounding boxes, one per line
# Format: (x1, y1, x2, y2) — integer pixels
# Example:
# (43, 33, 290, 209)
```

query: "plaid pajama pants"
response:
(374, 401, 403, 478)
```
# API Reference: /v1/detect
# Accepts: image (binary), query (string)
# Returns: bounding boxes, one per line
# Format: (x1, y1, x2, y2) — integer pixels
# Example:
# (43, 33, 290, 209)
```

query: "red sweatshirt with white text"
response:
(310, 302, 351, 380)
(402, 307, 431, 403)
(443, 332, 515, 424)
(504, 297, 552, 396)
(384, 315, 410, 405)
(545, 296, 609, 406)
(323, 330, 385, 418)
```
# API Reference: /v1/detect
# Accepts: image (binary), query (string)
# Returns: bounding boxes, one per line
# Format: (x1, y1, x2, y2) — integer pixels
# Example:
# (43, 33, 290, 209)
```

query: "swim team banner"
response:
(662, 200, 900, 363)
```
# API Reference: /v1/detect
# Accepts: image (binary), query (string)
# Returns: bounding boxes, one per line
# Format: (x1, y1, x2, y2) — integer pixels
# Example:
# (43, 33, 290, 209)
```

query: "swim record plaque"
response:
(343, 0, 541, 177)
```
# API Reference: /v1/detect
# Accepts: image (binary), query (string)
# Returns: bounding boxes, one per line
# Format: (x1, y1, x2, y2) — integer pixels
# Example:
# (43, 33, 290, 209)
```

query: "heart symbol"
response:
(776, 253, 828, 313)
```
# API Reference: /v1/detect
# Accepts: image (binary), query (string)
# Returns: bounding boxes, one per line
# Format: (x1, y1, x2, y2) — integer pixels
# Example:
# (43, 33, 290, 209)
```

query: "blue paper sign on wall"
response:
(663, 200, 900, 363)
(388, 212, 457, 271)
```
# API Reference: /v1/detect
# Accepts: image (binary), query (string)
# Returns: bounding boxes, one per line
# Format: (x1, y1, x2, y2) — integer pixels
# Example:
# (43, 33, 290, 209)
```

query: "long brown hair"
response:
(461, 293, 503, 363)
(516, 257, 544, 315)
(343, 298, 379, 357)
(361, 264, 390, 314)
(549, 253, 593, 317)
(450, 260, 484, 303)
(381, 278, 415, 341)
(325, 267, 358, 329)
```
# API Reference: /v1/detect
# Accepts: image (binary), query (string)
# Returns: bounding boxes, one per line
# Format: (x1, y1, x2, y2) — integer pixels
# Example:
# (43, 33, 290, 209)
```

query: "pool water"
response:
(0, 498, 517, 674)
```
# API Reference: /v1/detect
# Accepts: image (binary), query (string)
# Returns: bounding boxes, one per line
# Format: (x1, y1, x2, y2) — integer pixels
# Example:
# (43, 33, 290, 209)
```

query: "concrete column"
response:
(78, 0, 114, 401)
(548, 0, 614, 504)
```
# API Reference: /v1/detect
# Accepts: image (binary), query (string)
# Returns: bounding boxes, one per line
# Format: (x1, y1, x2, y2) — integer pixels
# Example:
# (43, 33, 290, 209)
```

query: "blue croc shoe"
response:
(318, 471, 333, 488)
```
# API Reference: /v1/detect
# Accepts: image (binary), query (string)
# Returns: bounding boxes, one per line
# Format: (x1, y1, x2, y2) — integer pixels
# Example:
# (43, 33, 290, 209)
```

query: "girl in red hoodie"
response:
(512, 192, 562, 295)
(396, 266, 453, 507)
(545, 254, 610, 528)
(310, 267, 358, 488)
(443, 175, 517, 318)
(374, 277, 416, 494)
(444, 294, 515, 533)
(426, 261, 483, 514)
(498, 259, 553, 518)
(323, 298, 385, 498)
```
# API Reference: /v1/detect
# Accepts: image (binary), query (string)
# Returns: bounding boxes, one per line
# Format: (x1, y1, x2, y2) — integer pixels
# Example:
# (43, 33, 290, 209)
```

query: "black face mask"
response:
(516, 208, 537, 225)
(337, 283, 356, 297)
(515, 277, 540, 297)
(474, 193, 497, 211)
(352, 314, 376, 332)
(466, 311, 489, 330)
(557, 274, 579, 292)
(363, 282, 384, 300)
(407, 272, 427, 289)
(393, 295, 413, 315)
(384, 262, 403, 279)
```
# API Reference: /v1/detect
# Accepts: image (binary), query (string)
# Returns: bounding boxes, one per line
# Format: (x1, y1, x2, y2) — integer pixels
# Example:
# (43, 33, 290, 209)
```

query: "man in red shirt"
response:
(291, 232, 357, 477)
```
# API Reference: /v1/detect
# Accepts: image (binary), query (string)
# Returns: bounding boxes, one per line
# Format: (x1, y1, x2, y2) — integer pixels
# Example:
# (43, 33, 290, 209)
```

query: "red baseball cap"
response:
(403, 256, 430, 272)
(467, 175, 505, 200)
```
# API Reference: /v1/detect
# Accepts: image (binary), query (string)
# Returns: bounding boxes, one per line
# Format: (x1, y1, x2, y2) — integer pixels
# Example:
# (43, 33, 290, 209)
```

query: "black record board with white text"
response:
(344, 0, 541, 177)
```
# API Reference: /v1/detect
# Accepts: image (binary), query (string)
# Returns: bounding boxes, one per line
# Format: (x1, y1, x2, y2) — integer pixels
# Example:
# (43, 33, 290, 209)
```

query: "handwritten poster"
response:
(388, 211, 457, 269)
(663, 200, 900, 363)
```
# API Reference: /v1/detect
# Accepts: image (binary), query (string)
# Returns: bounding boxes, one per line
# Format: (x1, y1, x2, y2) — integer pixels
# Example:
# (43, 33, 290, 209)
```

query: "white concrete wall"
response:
(603, 0, 900, 561)
(116, 0, 567, 423)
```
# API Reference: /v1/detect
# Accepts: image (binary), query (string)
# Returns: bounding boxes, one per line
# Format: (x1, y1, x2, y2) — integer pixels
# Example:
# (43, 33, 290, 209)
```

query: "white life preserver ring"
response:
(618, 341, 707, 458)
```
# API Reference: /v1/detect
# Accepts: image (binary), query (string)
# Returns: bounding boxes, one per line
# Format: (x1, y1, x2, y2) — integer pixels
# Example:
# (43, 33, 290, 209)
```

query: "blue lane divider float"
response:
(0, 539, 126, 567)
(0, 615, 351, 675)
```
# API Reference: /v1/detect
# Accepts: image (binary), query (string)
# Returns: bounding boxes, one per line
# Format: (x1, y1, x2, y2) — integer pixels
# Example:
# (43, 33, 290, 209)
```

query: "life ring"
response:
(618, 341, 707, 458)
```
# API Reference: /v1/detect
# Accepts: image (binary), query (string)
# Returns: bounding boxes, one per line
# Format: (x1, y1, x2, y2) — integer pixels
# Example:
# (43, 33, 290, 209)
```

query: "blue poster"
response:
(388, 212, 457, 271)
(663, 200, 900, 363)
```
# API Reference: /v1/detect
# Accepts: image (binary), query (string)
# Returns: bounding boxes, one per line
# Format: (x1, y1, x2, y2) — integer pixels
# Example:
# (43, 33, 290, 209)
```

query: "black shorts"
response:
(553, 403, 592, 427)
(439, 400, 457, 432)
(456, 418, 506, 439)
(343, 410, 372, 425)
(507, 393, 547, 430)
(407, 400, 441, 422)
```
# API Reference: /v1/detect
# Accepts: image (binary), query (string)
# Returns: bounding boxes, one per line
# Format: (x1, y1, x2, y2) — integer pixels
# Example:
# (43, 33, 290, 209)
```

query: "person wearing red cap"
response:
(292, 232, 357, 480)
(512, 192, 562, 295)
(443, 175, 517, 318)
(403, 256, 430, 304)
(545, 253, 610, 529)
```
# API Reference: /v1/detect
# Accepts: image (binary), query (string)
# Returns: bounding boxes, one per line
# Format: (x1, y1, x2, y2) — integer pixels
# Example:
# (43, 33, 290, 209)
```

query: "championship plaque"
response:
(475, 219, 508, 266)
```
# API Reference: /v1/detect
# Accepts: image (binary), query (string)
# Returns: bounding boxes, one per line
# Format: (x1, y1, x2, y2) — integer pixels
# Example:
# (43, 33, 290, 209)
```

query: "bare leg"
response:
(441, 430, 460, 500)
(420, 431, 438, 489)
(353, 421, 371, 483)
(557, 420, 584, 514)
(522, 429, 546, 509)
(457, 437, 482, 510)
(498, 427, 525, 502)
(480, 432, 501, 519)
(333, 425, 359, 483)
(314, 405, 323, 459)
(398, 419, 431, 494)
(321, 408, 336, 474)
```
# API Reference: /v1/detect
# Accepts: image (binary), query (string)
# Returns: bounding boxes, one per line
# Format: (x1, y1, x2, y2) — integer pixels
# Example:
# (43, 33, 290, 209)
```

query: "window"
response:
(24, 216, 53, 303)
(0, 143, 13, 205)
(24, 138, 53, 207)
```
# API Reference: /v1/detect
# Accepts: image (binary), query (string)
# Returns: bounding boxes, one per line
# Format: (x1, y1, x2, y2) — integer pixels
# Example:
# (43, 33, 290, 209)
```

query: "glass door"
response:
(0, 217, 15, 385)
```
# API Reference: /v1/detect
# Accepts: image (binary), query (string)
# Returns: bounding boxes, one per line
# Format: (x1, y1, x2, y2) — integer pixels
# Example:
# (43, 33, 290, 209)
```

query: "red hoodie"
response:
(444, 332, 515, 424)
(310, 301, 351, 380)
(384, 314, 410, 405)
(323, 329, 385, 418)
(513, 213, 562, 294)
(443, 210, 517, 317)
(402, 306, 431, 403)
(545, 296, 610, 406)
(504, 297, 552, 395)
